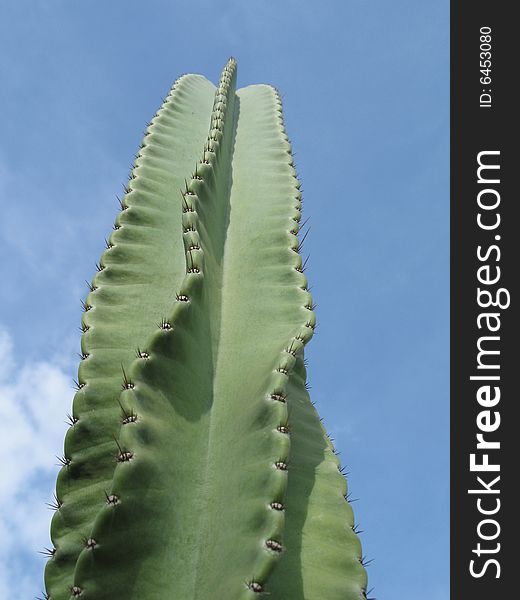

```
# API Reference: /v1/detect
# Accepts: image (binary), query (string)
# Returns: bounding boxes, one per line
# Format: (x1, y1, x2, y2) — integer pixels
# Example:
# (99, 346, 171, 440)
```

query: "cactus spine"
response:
(44, 59, 368, 600)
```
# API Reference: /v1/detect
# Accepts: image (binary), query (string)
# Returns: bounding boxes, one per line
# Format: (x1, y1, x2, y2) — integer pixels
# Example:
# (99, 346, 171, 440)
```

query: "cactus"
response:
(44, 58, 368, 600)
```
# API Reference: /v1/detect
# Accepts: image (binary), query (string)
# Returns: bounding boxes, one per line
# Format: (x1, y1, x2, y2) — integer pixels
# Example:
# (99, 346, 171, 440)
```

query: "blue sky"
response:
(0, 1, 449, 598)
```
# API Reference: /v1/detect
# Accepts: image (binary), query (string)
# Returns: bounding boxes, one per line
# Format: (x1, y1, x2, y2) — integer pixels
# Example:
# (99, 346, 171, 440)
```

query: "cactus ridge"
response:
(267, 356, 369, 599)
(44, 73, 218, 599)
(44, 59, 367, 600)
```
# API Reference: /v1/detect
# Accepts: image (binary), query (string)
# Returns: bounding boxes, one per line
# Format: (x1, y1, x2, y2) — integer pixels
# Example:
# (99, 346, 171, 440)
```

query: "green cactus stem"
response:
(44, 58, 368, 600)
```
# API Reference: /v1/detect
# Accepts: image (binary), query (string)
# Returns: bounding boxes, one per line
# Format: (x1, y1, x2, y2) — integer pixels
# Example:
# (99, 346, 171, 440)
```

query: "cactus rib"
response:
(267, 358, 368, 599)
(44, 73, 217, 599)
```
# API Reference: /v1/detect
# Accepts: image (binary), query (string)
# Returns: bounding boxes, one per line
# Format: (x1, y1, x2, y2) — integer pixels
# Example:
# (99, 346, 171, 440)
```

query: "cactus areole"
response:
(44, 59, 368, 600)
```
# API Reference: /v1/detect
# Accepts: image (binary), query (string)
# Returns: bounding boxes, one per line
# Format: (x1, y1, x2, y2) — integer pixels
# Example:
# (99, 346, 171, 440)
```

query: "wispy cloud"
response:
(0, 326, 72, 597)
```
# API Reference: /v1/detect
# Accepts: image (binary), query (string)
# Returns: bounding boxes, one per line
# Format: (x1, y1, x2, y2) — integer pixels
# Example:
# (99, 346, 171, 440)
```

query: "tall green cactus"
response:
(44, 59, 368, 600)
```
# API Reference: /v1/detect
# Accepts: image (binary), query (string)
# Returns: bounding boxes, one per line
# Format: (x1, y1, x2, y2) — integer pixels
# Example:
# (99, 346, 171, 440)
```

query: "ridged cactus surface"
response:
(44, 59, 368, 600)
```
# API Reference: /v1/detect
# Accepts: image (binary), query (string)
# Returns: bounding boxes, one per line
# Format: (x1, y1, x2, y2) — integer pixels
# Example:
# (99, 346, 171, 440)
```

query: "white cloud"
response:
(0, 326, 72, 597)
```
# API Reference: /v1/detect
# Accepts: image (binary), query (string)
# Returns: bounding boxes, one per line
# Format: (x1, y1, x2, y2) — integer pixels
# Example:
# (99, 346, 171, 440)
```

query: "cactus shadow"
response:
(168, 93, 240, 423)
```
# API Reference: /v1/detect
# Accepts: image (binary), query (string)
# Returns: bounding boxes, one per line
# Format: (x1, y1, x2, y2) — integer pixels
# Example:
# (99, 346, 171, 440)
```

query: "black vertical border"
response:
(451, 3, 515, 598)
